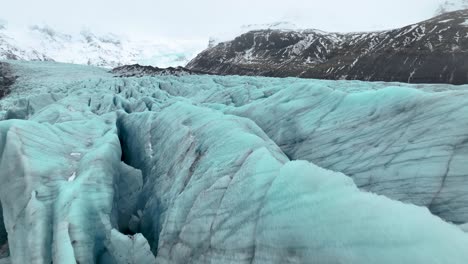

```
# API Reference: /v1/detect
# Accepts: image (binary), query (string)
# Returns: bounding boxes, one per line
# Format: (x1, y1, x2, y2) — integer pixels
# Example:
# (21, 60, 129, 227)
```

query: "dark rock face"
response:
(187, 10, 468, 84)
(0, 62, 15, 99)
(111, 64, 208, 77)
(0, 203, 8, 259)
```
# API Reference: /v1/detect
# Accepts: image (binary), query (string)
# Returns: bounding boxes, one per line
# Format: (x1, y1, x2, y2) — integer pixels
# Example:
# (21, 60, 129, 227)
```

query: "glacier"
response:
(0, 60, 467, 263)
(0, 23, 205, 68)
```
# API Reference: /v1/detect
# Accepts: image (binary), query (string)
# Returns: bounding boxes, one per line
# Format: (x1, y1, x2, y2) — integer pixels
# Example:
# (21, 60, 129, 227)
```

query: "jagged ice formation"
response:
(0, 61, 467, 263)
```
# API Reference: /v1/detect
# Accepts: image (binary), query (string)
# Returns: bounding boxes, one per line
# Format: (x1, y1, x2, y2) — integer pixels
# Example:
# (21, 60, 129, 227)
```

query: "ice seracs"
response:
(0, 60, 467, 263)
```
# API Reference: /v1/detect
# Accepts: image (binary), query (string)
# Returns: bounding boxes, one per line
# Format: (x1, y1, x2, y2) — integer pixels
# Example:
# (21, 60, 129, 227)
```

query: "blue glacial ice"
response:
(0, 60, 467, 263)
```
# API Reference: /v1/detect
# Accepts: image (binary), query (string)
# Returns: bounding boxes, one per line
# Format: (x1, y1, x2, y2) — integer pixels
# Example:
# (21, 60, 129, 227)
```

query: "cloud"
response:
(0, 0, 446, 41)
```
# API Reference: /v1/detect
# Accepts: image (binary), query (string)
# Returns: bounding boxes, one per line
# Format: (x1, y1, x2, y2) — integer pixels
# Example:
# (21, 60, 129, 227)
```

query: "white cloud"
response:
(0, 0, 448, 41)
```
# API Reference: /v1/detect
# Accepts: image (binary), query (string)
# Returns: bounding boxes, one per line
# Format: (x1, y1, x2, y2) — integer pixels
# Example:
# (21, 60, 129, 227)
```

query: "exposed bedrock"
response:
(187, 10, 468, 85)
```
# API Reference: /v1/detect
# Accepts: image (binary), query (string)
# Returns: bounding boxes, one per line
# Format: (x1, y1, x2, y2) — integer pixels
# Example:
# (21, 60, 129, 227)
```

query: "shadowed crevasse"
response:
(0, 63, 15, 100)
(0, 203, 8, 260)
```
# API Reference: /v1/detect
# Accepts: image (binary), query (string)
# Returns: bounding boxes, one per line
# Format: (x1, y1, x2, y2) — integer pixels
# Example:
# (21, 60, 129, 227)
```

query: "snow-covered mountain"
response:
(0, 21, 205, 68)
(188, 10, 468, 84)
(208, 21, 299, 48)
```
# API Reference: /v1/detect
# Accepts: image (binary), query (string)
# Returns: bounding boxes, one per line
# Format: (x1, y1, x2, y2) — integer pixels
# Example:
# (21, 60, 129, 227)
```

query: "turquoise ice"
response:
(0, 60, 467, 263)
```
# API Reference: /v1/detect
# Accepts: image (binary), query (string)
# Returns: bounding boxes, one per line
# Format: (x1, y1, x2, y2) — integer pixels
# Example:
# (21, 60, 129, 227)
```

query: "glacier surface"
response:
(0, 60, 467, 263)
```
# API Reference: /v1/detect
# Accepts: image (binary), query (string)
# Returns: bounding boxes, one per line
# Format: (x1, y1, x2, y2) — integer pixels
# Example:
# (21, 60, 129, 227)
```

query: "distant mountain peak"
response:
(0, 21, 205, 68)
(240, 21, 298, 31)
(435, 0, 468, 15)
(207, 21, 300, 48)
(29, 24, 73, 42)
(188, 10, 468, 84)
(0, 19, 7, 30)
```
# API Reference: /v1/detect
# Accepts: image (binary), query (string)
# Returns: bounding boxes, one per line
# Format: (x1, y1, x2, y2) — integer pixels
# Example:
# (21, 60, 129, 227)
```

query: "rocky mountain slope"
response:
(187, 10, 468, 84)
(0, 23, 203, 68)
(111, 64, 208, 77)
(0, 60, 468, 263)
(207, 21, 299, 48)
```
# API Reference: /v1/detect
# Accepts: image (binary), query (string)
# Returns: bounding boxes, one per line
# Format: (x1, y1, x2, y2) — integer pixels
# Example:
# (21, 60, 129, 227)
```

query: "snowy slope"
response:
(188, 10, 468, 84)
(208, 21, 299, 48)
(0, 60, 468, 263)
(0, 22, 204, 68)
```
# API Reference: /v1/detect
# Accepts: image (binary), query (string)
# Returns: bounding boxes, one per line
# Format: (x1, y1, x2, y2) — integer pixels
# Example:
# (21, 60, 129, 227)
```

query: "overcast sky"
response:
(0, 0, 447, 40)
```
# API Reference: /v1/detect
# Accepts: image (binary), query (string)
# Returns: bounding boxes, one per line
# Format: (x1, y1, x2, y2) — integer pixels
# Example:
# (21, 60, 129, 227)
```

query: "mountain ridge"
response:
(111, 64, 210, 77)
(187, 10, 468, 84)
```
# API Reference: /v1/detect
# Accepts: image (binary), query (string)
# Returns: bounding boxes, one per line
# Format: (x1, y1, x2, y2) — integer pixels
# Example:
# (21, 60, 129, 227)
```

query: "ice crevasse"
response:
(0, 61, 467, 263)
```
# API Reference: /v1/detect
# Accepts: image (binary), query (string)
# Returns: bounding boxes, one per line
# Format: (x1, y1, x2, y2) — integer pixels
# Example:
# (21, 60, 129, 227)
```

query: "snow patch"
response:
(70, 152, 81, 158)
(438, 19, 454, 23)
(68, 172, 76, 182)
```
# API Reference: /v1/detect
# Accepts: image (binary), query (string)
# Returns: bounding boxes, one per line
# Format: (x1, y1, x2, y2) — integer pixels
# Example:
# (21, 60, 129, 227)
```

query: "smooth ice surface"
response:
(460, 223, 468, 232)
(0, 60, 468, 263)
